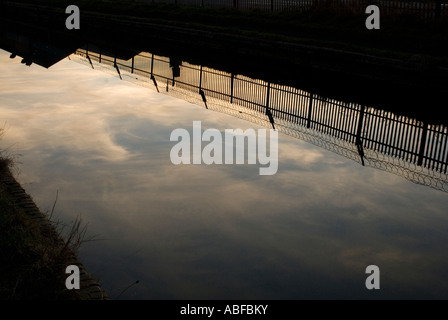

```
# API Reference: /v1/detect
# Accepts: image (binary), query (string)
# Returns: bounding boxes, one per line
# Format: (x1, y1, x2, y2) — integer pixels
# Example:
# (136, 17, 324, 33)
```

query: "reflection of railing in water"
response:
(73, 47, 448, 192)
(135, 0, 447, 22)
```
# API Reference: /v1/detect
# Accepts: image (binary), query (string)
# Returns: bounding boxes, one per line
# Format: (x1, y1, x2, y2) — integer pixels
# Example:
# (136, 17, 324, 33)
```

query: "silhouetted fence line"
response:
(73, 47, 448, 190)
(142, 0, 447, 21)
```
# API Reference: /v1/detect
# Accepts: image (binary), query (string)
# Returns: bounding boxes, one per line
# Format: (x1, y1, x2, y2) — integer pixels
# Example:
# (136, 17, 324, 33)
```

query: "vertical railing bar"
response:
(364, 108, 373, 149)
(403, 117, 412, 161)
(335, 101, 344, 140)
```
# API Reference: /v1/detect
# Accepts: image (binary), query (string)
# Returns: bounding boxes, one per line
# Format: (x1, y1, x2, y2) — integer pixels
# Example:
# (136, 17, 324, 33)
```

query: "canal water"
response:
(1, 48, 448, 299)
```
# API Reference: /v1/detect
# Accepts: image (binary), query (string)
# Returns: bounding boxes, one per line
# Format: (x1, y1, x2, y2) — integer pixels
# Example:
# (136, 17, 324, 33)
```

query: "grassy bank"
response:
(0, 158, 79, 299)
(0, 154, 105, 300)
(0, 178, 63, 298)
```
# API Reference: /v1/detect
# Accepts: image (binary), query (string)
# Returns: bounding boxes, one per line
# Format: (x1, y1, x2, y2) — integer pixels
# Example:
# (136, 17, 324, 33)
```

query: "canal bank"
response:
(0, 159, 109, 300)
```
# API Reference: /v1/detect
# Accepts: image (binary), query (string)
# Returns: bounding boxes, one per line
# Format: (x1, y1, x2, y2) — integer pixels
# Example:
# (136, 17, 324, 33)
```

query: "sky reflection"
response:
(1, 50, 448, 299)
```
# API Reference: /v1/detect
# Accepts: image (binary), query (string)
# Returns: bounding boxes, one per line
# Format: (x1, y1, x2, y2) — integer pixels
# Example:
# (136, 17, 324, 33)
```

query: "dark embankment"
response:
(0, 157, 109, 300)
(1, 0, 448, 125)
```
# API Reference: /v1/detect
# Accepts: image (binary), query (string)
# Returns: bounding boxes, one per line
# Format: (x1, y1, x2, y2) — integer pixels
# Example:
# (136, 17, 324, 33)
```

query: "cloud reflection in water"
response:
(1, 50, 448, 299)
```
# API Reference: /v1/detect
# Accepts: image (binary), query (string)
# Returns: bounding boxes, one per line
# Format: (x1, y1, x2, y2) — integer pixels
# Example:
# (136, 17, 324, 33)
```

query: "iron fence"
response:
(74, 46, 448, 190)
(140, 0, 447, 21)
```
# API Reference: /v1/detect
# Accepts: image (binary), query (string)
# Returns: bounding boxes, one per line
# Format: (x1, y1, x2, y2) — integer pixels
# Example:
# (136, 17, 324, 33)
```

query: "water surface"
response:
(1, 49, 448, 299)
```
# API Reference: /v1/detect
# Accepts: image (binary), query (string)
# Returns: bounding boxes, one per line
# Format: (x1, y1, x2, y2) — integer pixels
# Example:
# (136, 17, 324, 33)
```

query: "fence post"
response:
(230, 73, 234, 104)
(307, 93, 313, 128)
(417, 122, 428, 166)
(265, 82, 275, 129)
(355, 105, 366, 165)
(131, 56, 134, 74)
(150, 53, 154, 77)
(198, 66, 207, 108)
(266, 82, 271, 112)
(147, 54, 158, 91)
(199, 65, 203, 92)
(356, 105, 365, 146)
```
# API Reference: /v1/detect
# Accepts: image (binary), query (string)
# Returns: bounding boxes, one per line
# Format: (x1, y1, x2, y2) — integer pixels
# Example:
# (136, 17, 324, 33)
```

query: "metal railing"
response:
(141, 0, 447, 21)
(73, 46, 448, 192)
